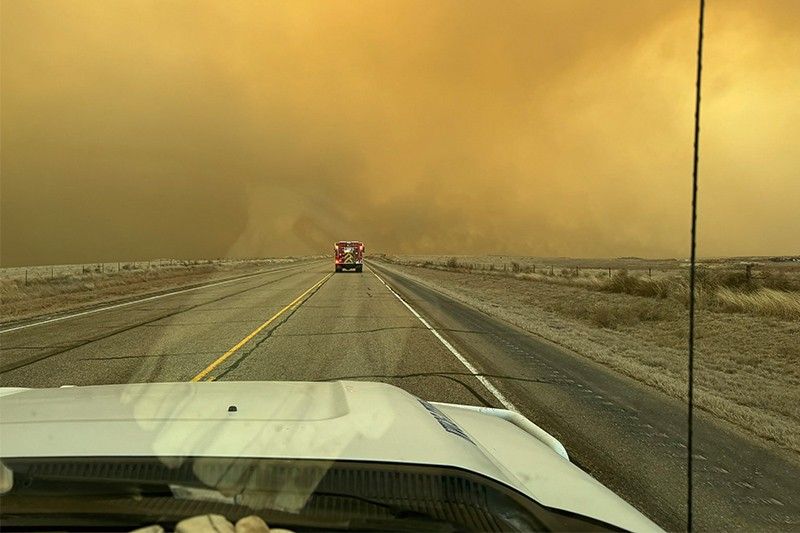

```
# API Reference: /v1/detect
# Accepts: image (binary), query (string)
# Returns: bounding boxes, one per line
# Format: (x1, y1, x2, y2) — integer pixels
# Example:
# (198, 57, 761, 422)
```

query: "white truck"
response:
(0, 381, 661, 531)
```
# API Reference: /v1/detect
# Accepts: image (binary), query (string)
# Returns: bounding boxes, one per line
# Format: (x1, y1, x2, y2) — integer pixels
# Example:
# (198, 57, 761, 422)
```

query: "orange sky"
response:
(1, 0, 798, 265)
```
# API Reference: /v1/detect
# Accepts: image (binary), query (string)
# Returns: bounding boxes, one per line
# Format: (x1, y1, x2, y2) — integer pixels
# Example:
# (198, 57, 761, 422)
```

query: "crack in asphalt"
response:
(212, 276, 331, 381)
(270, 326, 492, 338)
(273, 326, 425, 337)
(0, 263, 321, 332)
(311, 372, 567, 408)
(78, 351, 220, 361)
(141, 320, 263, 327)
(0, 271, 306, 374)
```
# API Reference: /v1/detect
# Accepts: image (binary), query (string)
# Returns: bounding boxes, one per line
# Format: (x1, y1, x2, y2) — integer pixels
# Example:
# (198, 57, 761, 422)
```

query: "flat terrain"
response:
(0, 258, 314, 324)
(378, 255, 800, 454)
(1, 259, 798, 531)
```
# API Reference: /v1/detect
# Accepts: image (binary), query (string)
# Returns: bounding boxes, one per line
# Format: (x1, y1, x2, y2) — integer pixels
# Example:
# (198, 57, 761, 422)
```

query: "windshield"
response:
(1, 1, 798, 532)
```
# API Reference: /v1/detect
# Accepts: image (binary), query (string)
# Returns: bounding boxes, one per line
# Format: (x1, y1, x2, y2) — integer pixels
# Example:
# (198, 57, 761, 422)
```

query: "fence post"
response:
(648, 267, 652, 277)
(25, 269, 28, 285)
(745, 264, 752, 280)
(549, 265, 554, 276)
(51, 266, 54, 279)
(532, 265, 536, 274)
(608, 268, 612, 277)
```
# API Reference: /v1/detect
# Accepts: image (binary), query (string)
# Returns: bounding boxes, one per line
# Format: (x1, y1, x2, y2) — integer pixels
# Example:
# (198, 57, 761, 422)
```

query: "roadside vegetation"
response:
(0, 258, 309, 324)
(375, 255, 800, 455)
(381, 255, 800, 322)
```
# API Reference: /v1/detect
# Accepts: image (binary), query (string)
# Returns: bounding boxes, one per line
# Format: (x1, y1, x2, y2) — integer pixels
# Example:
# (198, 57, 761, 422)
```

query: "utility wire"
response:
(688, 0, 706, 531)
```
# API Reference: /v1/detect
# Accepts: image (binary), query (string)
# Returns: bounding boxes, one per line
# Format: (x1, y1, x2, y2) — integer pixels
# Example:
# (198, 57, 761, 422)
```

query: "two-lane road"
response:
(1, 259, 798, 531)
(0, 261, 492, 406)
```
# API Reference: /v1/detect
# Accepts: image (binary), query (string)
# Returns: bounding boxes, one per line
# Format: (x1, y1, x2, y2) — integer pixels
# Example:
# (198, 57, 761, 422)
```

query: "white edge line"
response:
(369, 267, 518, 412)
(0, 263, 310, 334)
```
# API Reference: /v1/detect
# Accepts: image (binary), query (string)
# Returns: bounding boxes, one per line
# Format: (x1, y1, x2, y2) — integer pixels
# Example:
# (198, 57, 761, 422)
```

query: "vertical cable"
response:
(688, 0, 706, 531)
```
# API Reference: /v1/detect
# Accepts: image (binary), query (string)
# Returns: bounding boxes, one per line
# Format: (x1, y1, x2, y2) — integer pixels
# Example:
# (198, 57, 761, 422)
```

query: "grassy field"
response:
(0, 257, 310, 324)
(375, 255, 800, 455)
(385, 254, 800, 320)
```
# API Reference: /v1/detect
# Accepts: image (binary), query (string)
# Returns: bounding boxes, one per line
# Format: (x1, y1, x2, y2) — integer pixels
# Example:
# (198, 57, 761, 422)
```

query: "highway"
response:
(1, 259, 798, 531)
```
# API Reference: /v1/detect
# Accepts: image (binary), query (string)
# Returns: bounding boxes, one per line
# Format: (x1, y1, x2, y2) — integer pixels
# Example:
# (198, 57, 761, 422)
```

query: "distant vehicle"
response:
(334, 240, 364, 273)
(0, 381, 662, 532)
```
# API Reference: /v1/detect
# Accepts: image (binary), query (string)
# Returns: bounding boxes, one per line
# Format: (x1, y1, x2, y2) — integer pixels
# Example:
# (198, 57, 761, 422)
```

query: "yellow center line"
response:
(190, 273, 332, 382)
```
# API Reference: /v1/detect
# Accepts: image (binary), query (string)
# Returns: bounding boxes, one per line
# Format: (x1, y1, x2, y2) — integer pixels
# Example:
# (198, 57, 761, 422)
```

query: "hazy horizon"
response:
(4, 252, 799, 270)
(2, 0, 798, 267)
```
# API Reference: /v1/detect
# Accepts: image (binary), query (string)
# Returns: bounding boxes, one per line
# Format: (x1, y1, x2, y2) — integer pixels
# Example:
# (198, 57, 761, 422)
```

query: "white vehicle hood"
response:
(0, 380, 660, 532)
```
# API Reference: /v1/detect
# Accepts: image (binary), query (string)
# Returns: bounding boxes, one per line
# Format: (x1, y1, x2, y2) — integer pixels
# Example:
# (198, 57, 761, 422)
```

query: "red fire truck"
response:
(334, 241, 364, 273)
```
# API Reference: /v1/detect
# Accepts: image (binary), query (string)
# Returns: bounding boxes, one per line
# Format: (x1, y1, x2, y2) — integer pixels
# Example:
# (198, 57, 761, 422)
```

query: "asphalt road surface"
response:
(1, 259, 798, 531)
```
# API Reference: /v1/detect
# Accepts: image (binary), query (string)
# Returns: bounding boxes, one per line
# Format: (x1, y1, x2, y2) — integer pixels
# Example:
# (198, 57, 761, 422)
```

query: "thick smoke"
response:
(2, 0, 798, 265)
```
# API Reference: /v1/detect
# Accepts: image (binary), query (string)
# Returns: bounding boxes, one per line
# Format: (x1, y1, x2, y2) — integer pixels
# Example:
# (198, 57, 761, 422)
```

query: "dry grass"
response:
(379, 255, 800, 322)
(375, 257, 800, 455)
(0, 258, 307, 323)
(713, 287, 800, 320)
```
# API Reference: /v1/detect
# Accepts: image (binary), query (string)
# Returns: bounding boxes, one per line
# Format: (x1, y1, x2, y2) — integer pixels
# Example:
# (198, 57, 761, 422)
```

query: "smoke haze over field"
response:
(2, 0, 798, 266)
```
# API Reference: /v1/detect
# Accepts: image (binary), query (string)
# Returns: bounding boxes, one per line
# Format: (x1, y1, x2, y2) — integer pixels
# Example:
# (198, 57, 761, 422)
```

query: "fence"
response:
(0, 258, 284, 285)
(391, 255, 799, 283)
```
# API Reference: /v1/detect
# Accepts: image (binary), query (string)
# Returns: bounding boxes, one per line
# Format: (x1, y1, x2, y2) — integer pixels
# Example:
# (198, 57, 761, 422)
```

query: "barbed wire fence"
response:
(0, 257, 305, 285)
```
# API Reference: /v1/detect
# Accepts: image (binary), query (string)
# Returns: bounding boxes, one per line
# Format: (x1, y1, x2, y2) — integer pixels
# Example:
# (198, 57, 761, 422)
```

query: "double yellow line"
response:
(190, 273, 331, 382)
